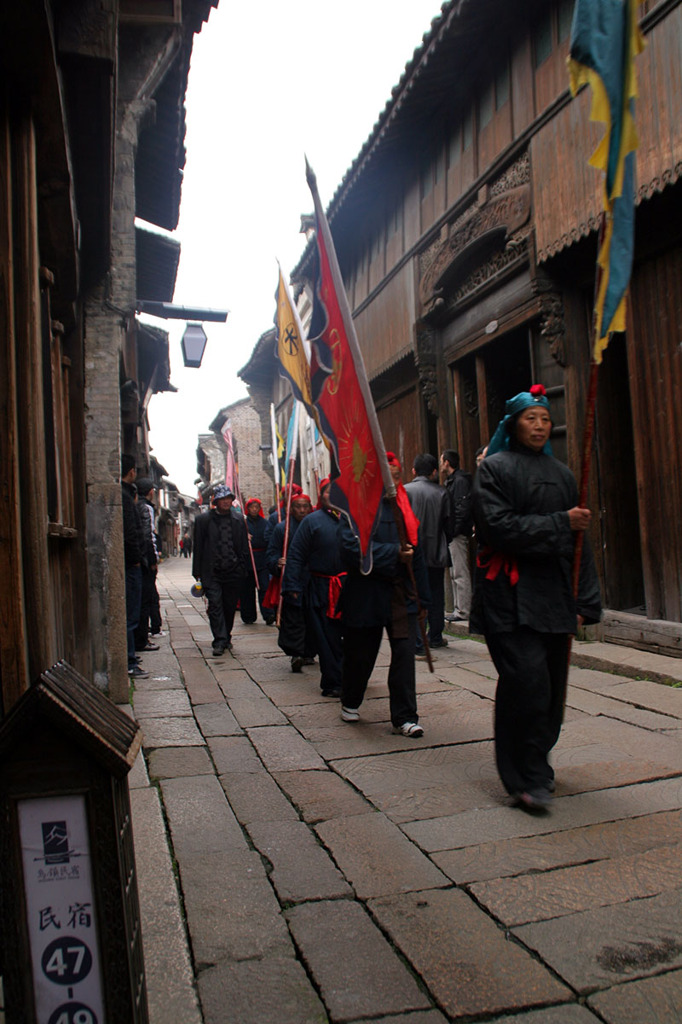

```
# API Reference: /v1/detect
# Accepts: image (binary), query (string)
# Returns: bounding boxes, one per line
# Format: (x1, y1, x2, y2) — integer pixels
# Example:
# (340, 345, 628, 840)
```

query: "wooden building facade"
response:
(291, 0, 682, 651)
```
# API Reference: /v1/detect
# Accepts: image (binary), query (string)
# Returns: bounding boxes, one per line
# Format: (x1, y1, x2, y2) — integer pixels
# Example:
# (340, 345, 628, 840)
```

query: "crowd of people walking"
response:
(139, 383, 600, 815)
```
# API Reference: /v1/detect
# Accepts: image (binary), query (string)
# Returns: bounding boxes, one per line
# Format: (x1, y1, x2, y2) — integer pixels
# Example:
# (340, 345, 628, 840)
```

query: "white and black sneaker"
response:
(393, 722, 424, 738)
(341, 706, 360, 723)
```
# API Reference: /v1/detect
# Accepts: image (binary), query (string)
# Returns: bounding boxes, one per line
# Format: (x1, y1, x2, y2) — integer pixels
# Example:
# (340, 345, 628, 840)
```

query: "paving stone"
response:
(228, 696, 288, 728)
(177, 657, 224, 704)
(375, 775, 504, 823)
(514, 890, 682, 993)
(219, 771, 299, 824)
(432, 810, 682, 884)
(567, 666, 634, 690)
(368, 889, 570, 1019)
(273, 769, 373, 823)
(247, 820, 352, 902)
(587, 968, 682, 1023)
(607, 680, 682, 718)
(402, 777, 682, 853)
(139, 715, 205, 747)
(470, 842, 682, 925)
(286, 900, 431, 1021)
(178, 849, 291, 965)
(315, 813, 449, 898)
(207, 734, 263, 774)
(161, 774, 249, 856)
(248, 724, 327, 771)
(133, 689, 192, 717)
(332, 741, 495, 800)
(215, 670, 269, 699)
(194, 701, 242, 736)
(565, 687, 679, 731)
(148, 745, 213, 779)
(130, 787, 202, 1024)
(556, 716, 682, 771)
(197, 956, 326, 1024)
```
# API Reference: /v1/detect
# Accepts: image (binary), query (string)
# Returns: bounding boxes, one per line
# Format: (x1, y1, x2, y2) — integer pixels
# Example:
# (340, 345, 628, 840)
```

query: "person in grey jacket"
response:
(404, 453, 452, 650)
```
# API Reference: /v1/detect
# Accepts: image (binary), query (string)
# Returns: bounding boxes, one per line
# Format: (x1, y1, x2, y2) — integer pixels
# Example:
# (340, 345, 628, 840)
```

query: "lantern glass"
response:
(181, 322, 207, 368)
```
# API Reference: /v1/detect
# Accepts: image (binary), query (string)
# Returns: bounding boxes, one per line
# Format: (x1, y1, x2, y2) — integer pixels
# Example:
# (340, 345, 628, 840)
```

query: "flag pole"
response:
(276, 401, 300, 626)
(223, 431, 259, 585)
(270, 403, 281, 523)
(306, 157, 433, 670)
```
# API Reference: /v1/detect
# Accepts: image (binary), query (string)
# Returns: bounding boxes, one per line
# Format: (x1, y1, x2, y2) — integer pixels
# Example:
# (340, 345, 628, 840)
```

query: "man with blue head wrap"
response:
(470, 384, 602, 812)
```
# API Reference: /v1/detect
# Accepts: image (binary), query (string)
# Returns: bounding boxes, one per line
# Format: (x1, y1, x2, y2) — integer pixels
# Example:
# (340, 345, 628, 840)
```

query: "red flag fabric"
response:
(306, 160, 393, 572)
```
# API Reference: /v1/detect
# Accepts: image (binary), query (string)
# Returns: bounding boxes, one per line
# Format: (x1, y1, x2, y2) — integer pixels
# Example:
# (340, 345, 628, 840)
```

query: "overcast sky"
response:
(147, 0, 445, 495)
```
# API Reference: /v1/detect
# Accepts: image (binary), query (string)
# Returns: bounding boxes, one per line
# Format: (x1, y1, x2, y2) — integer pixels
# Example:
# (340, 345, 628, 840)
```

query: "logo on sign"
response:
(42, 822, 70, 865)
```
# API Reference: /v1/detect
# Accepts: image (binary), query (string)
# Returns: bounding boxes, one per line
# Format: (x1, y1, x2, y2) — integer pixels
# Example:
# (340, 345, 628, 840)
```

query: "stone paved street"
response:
(130, 556, 682, 1024)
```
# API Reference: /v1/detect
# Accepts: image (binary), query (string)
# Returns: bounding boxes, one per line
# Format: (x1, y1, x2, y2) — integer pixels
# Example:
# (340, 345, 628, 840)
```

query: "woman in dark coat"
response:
(283, 479, 346, 697)
(239, 497, 275, 625)
(471, 384, 601, 811)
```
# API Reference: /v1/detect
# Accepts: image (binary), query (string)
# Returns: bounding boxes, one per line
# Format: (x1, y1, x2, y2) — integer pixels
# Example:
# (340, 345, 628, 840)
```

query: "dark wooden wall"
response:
(628, 246, 682, 621)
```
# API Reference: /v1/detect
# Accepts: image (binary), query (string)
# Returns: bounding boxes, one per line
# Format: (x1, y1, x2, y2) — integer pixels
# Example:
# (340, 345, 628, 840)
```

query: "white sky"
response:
(147, 0, 445, 494)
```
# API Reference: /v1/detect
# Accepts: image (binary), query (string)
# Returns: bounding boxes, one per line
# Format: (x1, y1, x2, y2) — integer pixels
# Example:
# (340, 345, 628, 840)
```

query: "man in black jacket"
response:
(121, 454, 148, 679)
(404, 453, 451, 650)
(441, 449, 473, 622)
(133, 477, 160, 654)
(192, 484, 250, 656)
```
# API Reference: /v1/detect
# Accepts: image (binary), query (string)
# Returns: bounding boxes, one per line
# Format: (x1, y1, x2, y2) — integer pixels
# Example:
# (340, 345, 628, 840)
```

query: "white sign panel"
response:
(18, 794, 105, 1024)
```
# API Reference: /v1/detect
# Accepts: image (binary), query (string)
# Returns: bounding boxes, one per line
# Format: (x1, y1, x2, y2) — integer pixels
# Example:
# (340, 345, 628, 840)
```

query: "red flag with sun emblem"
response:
(306, 159, 394, 572)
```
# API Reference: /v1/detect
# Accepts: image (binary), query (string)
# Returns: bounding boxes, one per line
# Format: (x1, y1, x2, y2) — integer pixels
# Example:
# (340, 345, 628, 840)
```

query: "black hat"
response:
(136, 477, 153, 496)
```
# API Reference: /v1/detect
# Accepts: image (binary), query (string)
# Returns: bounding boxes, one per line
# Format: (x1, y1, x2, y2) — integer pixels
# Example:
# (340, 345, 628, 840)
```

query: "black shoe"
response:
(241, 619, 256, 625)
(430, 638, 449, 649)
(302, 656, 316, 665)
(322, 687, 341, 698)
(212, 644, 226, 657)
(264, 617, 276, 626)
(513, 789, 552, 813)
(291, 656, 303, 673)
(129, 665, 149, 678)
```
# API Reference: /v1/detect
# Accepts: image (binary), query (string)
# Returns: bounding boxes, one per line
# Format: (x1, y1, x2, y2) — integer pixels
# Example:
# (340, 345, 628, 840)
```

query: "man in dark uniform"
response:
(192, 484, 250, 656)
(338, 453, 430, 738)
(405, 453, 451, 651)
(239, 497, 275, 625)
(471, 384, 601, 812)
(283, 479, 345, 697)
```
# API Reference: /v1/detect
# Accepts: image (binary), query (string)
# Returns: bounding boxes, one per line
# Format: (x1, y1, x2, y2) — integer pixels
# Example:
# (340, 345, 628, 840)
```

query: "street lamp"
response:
(181, 322, 208, 368)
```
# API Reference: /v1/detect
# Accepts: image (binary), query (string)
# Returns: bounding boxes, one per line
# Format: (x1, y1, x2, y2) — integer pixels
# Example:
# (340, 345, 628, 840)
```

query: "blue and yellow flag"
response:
(568, 0, 645, 362)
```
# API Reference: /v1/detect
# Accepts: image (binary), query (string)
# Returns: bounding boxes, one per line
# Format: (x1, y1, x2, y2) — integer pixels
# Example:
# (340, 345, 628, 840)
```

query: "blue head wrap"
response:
(486, 384, 553, 456)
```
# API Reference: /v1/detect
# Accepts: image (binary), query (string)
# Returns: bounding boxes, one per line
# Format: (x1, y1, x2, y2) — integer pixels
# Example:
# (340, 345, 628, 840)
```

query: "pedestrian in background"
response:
(404, 453, 451, 653)
(240, 497, 275, 626)
(441, 448, 473, 622)
(192, 484, 250, 657)
(134, 477, 160, 654)
(471, 384, 601, 812)
(121, 455, 148, 679)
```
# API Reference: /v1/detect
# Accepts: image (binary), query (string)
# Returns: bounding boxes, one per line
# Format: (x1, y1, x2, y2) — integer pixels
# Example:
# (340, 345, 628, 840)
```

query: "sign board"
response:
(18, 794, 105, 1024)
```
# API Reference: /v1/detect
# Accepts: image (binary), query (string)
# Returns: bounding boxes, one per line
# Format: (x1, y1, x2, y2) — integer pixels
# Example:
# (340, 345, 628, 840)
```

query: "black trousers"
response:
(486, 627, 569, 796)
(135, 566, 157, 649)
(341, 616, 418, 728)
(204, 579, 241, 646)
(240, 568, 274, 624)
(277, 602, 316, 659)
